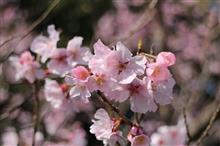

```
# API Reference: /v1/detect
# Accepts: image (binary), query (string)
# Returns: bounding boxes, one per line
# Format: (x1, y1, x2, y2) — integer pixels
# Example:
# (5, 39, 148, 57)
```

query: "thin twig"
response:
(97, 91, 133, 126)
(0, 0, 61, 62)
(196, 102, 220, 145)
(139, 52, 156, 59)
(32, 83, 40, 146)
(183, 107, 191, 146)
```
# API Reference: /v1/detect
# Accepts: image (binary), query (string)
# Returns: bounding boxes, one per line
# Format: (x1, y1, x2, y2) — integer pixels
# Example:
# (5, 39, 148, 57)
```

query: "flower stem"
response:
(97, 91, 133, 126)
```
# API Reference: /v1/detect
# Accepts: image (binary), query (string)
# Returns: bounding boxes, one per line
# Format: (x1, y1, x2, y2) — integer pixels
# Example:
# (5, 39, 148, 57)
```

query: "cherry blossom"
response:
(66, 66, 91, 102)
(148, 77, 176, 106)
(146, 51, 176, 83)
(151, 121, 186, 146)
(67, 36, 92, 67)
(146, 62, 171, 83)
(128, 77, 157, 113)
(31, 25, 59, 63)
(44, 78, 67, 108)
(9, 51, 43, 83)
(90, 108, 114, 145)
(156, 52, 176, 67)
(47, 48, 71, 76)
(88, 39, 112, 74)
(105, 42, 146, 84)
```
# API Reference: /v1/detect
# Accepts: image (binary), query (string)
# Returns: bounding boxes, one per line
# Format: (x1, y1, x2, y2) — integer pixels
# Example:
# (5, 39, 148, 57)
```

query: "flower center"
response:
(152, 66, 161, 77)
(95, 74, 105, 86)
(72, 66, 90, 80)
(128, 84, 140, 95)
(56, 54, 67, 62)
(118, 61, 129, 74)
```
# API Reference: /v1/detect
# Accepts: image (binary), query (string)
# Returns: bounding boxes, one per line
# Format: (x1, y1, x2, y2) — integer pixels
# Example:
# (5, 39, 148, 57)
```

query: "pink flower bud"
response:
(156, 52, 176, 66)
(71, 66, 90, 80)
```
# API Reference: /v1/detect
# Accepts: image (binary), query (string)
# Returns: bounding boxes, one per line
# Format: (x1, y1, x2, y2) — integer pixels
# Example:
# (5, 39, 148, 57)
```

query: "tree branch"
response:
(97, 91, 134, 126)
(32, 82, 40, 146)
(196, 102, 220, 145)
(183, 107, 191, 146)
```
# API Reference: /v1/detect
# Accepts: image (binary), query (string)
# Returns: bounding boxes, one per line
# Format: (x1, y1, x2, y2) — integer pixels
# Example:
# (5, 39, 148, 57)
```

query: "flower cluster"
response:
(9, 25, 176, 146)
(66, 40, 176, 114)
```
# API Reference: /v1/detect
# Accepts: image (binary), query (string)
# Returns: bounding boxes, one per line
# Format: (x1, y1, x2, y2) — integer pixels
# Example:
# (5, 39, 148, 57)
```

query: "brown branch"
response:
(97, 91, 133, 126)
(32, 83, 40, 146)
(0, 0, 61, 62)
(196, 102, 220, 146)
(183, 107, 191, 146)
(109, 0, 158, 46)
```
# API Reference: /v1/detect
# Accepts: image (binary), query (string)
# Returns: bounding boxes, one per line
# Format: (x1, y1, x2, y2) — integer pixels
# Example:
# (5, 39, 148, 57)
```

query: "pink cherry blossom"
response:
(146, 62, 171, 83)
(67, 36, 92, 67)
(105, 42, 146, 84)
(44, 78, 66, 108)
(151, 120, 186, 146)
(66, 66, 91, 102)
(146, 51, 176, 83)
(71, 66, 90, 81)
(47, 49, 71, 76)
(156, 52, 176, 67)
(9, 51, 43, 83)
(128, 77, 157, 113)
(148, 77, 176, 106)
(31, 25, 59, 63)
(87, 73, 129, 102)
(88, 39, 112, 74)
(90, 108, 114, 145)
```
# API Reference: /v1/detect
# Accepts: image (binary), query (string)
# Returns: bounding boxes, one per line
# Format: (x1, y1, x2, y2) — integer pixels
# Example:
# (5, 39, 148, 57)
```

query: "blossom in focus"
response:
(9, 51, 43, 83)
(44, 78, 67, 108)
(146, 62, 171, 83)
(90, 108, 113, 145)
(146, 51, 176, 83)
(151, 120, 186, 146)
(31, 25, 59, 63)
(66, 66, 91, 102)
(67, 36, 92, 67)
(105, 42, 146, 84)
(148, 77, 176, 106)
(128, 77, 157, 113)
(156, 52, 176, 67)
(88, 39, 112, 74)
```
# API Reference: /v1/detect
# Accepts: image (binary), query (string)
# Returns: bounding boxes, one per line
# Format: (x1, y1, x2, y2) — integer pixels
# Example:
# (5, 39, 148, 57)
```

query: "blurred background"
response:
(0, 0, 220, 146)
